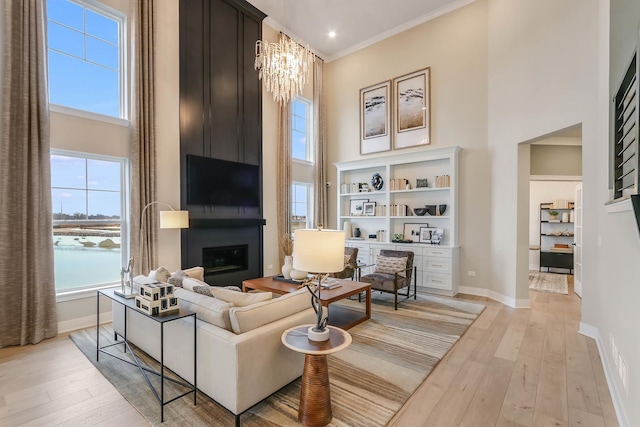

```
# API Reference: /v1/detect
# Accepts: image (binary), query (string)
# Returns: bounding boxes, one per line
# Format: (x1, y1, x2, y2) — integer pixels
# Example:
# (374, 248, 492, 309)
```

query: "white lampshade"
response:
(159, 210, 189, 229)
(293, 229, 345, 273)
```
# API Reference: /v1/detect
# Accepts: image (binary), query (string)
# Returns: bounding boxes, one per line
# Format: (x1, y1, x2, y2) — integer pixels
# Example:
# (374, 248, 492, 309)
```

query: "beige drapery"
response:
(277, 100, 292, 267)
(129, 0, 157, 275)
(313, 58, 328, 228)
(0, 0, 58, 347)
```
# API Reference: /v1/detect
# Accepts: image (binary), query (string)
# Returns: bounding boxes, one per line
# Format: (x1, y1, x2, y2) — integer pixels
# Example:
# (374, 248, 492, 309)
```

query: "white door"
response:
(574, 183, 582, 297)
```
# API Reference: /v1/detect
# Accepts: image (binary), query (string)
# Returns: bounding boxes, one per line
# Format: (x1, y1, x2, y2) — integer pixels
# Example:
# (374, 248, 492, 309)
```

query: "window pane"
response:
(86, 36, 118, 69)
(48, 51, 119, 117)
(87, 159, 120, 191)
(86, 9, 118, 44)
(47, 0, 84, 31)
(292, 99, 305, 117)
(53, 224, 121, 290)
(88, 191, 121, 218)
(293, 115, 306, 132)
(51, 155, 86, 189)
(295, 184, 307, 201)
(292, 130, 306, 160)
(48, 22, 84, 59)
(52, 188, 87, 219)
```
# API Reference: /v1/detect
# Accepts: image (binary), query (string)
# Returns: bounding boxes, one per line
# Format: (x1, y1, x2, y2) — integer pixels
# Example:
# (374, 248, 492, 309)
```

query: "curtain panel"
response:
(277, 102, 292, 267)
(129, 0, 157, 275)
(313, 58, 328, 229)
(0, 0, 58, 347)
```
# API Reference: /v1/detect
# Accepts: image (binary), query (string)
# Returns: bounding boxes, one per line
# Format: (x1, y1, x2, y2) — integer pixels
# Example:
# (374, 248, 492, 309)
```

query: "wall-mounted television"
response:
(187, 155, 260, 207)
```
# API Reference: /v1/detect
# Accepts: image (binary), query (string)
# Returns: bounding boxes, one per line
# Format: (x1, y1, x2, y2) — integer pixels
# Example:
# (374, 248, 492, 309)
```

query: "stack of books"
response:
(435, 175, 451, 187)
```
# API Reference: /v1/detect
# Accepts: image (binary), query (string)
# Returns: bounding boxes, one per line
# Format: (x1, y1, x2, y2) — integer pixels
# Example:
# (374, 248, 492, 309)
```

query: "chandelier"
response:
(255, 33, 314, 104)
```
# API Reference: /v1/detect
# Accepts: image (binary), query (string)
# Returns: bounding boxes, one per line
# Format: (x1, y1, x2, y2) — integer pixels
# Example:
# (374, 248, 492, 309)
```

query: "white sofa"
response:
(112, 278, 315, 424)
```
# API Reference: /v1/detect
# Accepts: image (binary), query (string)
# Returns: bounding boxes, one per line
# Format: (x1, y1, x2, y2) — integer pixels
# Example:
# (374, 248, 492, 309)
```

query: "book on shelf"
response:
(549, 247, 573, 253)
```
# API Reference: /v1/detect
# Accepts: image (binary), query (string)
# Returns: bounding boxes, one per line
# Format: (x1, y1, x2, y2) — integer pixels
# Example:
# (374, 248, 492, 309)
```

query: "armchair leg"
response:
(414, 266, 417, 299)
(394, 291, 398, 310)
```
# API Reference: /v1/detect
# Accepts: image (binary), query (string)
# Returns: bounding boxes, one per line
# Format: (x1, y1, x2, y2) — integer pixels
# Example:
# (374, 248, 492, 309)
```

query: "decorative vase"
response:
(282, 255, 293, 279)
(343, 221, 352, 238)
(353, 227, 361, 238)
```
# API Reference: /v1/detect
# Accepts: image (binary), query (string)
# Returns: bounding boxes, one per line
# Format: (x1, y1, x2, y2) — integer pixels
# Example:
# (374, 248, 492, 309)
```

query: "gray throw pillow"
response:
(192, 285, 214, 297)
(168, 269, 186, 287)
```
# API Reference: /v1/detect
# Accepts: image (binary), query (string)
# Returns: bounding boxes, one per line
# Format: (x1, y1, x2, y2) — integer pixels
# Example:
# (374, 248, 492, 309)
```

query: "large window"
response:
(292, 97, 313, 162)
(291, 97, 314, 228)
(46, 0, 125, 118)
(51, 151, 129, 292)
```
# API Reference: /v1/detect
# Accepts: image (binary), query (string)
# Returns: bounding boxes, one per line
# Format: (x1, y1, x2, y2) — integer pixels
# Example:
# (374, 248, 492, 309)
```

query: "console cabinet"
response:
(539, 203, 574, 274)
(335, 146, 460, 296)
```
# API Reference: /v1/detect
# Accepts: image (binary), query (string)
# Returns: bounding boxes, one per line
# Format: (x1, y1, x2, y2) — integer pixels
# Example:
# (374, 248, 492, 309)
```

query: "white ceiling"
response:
(246, 0, 475, 61)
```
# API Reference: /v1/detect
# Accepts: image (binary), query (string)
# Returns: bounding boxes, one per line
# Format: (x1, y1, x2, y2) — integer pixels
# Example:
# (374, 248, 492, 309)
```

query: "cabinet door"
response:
(423, 272, 451, 290)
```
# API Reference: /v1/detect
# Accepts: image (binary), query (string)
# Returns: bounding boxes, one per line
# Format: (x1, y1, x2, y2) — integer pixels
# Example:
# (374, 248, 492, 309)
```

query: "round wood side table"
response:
(282, 325, 352, 427)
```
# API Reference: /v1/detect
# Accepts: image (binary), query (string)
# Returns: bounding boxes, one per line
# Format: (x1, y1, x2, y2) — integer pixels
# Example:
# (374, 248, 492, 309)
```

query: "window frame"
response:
(46, 0, 128, 121)
(291, 96, 314, 165)
(51, 149, 131, 295)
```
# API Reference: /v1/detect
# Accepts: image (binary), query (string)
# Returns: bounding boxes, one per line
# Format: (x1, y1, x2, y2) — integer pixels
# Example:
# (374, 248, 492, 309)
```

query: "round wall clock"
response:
(371, 173, 384, 191)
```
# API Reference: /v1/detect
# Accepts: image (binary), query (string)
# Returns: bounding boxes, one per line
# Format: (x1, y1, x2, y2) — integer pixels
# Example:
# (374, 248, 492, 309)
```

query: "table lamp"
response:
(293, 228, 345, 341)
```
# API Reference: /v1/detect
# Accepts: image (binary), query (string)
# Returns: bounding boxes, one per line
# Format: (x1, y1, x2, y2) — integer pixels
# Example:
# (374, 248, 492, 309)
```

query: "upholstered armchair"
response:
(329, 247, 359, 280)
(360, 249, 417, 309)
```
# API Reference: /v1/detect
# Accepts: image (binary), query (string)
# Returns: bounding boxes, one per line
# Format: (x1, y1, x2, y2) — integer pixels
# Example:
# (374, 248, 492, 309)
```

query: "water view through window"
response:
(52, 153, 126, 291)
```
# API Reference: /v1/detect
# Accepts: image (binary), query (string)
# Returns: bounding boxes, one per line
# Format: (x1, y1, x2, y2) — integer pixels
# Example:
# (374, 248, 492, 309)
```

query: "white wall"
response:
(528, 181, 580, 270)
(325, 0, 492, 291)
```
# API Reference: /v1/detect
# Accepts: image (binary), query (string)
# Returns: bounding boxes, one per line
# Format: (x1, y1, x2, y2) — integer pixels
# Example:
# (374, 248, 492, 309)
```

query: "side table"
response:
(281, 325, 352, 427)
(97, 288, 197, 422)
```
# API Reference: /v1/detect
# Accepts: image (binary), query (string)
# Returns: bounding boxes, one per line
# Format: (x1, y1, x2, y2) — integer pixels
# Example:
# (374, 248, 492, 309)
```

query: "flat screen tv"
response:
(187, 155, 260, 207)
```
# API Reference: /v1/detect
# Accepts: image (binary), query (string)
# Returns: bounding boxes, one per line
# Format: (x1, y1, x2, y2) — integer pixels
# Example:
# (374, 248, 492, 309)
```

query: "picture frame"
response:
(360, 80, 392, 155)
(349, 199, 369, 216)
(419, 226, 443, 244)
(363, 201, 376, 216)
(403, 223, 424, 243)
(393, 68, 430, 150)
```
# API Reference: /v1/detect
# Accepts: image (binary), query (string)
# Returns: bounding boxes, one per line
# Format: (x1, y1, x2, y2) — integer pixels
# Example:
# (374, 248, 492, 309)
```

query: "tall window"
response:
(46, 0, 125, 118)
(292, 97, 313, 162)
(51, 151, 129, 292)
(291, 97, 314, 228)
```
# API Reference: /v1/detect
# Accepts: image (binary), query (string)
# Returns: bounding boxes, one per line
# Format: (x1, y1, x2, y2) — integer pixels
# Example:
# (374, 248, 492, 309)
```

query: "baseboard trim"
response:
(458, 286, 530, 309)
(579, 322, 629, 427)
(58, 312, 112, 334)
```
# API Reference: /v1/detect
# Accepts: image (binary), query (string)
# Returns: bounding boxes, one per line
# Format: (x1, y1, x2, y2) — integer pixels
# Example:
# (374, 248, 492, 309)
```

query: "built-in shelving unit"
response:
(334, 146, 460, 296)
(539, 202, 575, 274)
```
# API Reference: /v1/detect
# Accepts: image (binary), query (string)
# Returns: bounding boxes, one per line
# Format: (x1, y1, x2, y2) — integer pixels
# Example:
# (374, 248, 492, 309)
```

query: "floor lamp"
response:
(115, 201, 189, 298)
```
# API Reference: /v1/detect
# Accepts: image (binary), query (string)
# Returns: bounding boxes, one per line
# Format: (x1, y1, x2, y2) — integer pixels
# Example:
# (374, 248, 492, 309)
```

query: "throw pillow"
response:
(148, 266, 171, 283)
(375, 255, 408, 278)
(183, 277, 209, 292)
(343, 254, 352, 266)
(183, 266, 205, 282)
(192, 285, 214, 297)
(209, 287, 272, 307)
(167, 269, 186, 287)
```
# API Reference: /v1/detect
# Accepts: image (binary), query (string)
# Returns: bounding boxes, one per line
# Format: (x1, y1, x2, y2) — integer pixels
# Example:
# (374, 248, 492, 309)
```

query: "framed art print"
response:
(403, 223, 423, 243)
(363, 201, 376, 216)
(349, 199, 369, 216)
(360, 80, 392, 155)
(393, 68, 430, 150)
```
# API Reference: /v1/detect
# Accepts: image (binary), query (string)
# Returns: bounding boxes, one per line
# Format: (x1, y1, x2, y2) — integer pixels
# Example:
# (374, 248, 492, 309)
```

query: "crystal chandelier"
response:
(255, 33, 314, 104)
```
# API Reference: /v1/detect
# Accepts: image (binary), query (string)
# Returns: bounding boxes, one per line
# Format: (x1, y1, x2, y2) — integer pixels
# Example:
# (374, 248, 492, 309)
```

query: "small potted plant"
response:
(548, 210, 559, 220)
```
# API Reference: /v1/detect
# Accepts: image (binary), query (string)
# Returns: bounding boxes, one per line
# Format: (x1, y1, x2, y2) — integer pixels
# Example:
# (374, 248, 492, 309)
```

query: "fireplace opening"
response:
(203, 245, 248, 276)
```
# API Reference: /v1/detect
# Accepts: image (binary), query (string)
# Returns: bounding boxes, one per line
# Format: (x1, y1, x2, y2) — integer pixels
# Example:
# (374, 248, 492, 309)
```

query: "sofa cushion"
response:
(184, 266, 205, 282)
(182, 277, 209, 291)
(229, 288, 310, 334)
(149, 266, 171, 282)
(192, 285, 214, 297)
(375, 255, 408, 278)
(209, 287, 272, 307)
(167, 269, 187, 287)
(174, 287, 234, 330)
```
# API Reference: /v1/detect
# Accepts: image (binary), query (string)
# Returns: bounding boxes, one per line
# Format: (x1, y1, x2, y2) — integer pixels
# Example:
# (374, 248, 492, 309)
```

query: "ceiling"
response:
(246, 0, 475, 61)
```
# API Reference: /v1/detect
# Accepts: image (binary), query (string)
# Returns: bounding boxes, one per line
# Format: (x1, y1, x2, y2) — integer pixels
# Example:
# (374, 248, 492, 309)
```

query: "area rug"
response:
(528, 271, 569, 294)
(70, 294, 484, 426)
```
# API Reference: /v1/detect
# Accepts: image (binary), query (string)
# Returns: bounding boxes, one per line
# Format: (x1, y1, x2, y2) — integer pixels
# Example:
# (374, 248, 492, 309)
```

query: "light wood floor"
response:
(0, 276, 619, 427)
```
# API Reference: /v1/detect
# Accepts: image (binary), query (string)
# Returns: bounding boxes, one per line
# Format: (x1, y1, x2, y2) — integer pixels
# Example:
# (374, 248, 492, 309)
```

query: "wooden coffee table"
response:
(242, 276, 371, 330)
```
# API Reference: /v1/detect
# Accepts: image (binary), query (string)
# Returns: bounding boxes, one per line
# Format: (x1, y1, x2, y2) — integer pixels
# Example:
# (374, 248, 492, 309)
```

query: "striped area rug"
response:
(528, 271, 569, 294)
(70, 294, 484, 426)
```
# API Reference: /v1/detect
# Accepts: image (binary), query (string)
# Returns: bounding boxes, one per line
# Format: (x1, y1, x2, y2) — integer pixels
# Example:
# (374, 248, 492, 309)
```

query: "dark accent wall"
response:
(179, 0, 266, 285)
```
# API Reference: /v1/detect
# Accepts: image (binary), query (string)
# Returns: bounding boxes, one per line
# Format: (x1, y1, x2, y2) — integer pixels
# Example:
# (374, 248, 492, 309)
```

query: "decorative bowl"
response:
(424, 205, 437, 216)
(413, 207, 428, 216)
(438, 204, 447, 215)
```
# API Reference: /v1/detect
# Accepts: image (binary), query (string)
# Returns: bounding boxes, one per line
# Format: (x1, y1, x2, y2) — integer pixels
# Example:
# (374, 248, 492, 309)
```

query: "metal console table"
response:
(97, 288, 197, 422)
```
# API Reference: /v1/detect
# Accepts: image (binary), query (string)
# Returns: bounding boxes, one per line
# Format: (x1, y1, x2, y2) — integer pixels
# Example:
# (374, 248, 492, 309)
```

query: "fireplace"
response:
(203, 245, 248, 276)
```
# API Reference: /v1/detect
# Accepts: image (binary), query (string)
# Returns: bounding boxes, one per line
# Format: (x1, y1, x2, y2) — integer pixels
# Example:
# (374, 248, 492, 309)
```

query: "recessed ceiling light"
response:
(328, 31, 336, 38)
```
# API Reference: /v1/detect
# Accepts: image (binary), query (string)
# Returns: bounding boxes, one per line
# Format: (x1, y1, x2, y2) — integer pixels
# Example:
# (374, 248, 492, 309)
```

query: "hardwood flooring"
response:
(0, 276, 618, 426)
